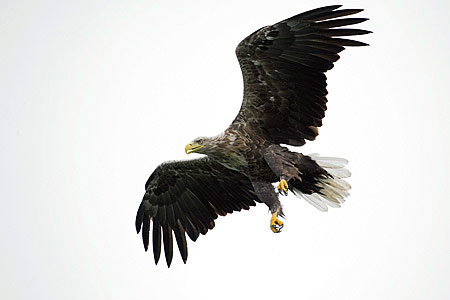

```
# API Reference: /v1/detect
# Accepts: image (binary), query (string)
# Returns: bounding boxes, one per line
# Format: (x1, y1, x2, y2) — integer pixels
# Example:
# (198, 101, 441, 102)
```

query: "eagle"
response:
(135, 5, 370, 267)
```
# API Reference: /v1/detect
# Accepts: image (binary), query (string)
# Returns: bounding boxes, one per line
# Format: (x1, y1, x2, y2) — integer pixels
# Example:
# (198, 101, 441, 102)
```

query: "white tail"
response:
(293, 153, 352, 212)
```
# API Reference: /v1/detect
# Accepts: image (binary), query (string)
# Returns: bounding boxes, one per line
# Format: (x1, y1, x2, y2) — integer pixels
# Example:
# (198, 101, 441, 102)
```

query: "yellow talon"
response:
(270, 212, 284, 233)
(277, 179, 288, 195)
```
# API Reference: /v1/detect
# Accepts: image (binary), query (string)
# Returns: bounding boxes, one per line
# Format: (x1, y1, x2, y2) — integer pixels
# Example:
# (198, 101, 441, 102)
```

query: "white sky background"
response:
(1, 0, 450, 299)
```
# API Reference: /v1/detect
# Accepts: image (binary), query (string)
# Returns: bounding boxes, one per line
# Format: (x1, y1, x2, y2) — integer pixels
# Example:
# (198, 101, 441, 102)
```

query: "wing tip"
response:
(321, 4, 343, 10)
(359, 29, 373, 36)
(135, 205, 144, 234)
(297, 5, 367, 22)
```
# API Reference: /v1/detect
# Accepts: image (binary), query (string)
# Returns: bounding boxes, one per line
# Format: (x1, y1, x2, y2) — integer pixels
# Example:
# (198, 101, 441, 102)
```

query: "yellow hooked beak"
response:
(185, 142, 203, 154)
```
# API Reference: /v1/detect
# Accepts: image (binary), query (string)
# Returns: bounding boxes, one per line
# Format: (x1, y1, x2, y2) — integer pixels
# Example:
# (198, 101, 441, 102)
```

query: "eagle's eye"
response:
(197, 139, 204, 145)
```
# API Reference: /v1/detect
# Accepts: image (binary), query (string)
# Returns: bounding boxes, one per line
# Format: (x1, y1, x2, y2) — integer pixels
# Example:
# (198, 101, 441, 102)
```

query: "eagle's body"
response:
(136, 5, 370, 267)
(208, 125, 270, 175)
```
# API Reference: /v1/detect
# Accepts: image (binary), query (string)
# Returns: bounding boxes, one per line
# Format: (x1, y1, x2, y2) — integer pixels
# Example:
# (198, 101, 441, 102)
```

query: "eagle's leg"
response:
(263, 145, 301, 196)
(270, 212, 284, 233)
(277, 179, 289, 195)
(251, 181, 284, 233)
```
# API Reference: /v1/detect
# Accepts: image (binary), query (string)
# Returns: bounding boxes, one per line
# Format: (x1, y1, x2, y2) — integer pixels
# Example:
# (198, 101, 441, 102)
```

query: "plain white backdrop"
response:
(1, 0, 450, 299)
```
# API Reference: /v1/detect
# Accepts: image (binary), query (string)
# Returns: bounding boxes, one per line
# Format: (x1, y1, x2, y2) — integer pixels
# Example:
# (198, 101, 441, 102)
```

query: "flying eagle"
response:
(135, 5, 370, 267)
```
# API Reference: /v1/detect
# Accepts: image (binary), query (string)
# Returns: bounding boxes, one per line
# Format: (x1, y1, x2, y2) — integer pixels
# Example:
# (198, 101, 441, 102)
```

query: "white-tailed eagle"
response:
(135, 5, 370, 267)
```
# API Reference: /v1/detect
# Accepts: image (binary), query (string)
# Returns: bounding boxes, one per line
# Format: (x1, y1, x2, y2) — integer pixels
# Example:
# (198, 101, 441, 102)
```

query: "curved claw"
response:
(270, 213, 284, 233)
(277, 179, 289, 196)
(271, 222, 284, 233)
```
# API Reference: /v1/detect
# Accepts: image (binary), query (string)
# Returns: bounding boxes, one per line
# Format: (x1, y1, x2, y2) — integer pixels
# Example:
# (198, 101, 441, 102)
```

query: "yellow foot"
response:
(277, 179, 288, 196)
(270, 213, 284, 233)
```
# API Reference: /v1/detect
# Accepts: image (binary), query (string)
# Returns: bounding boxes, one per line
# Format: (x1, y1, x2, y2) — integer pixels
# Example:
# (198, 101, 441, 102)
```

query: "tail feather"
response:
(296, 191, 329, 211)
(292, 153, 352, 211)
(316, 193, 341, 208)
(308, 154, 348, 168)
(324, 167, 351, 179)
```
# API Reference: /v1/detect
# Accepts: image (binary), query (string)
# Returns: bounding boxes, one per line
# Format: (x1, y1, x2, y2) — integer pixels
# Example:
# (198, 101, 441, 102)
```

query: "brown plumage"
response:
(135, 5, 370, 267)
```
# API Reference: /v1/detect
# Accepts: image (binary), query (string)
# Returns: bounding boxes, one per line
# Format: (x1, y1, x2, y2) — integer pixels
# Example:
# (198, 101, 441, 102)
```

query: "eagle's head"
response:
(185, 132, 232, 157)
(185, 136, 212, 155)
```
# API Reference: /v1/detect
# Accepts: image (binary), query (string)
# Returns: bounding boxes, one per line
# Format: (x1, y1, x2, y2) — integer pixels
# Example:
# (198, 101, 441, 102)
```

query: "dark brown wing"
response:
(234, 5, 370, 146)
(135, 157, 259, 267)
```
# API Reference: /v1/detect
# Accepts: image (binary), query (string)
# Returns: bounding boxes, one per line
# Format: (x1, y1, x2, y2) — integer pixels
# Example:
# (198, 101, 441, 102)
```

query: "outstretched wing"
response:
(135, 157, 259, 267)
(234, 5, 370, 146)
